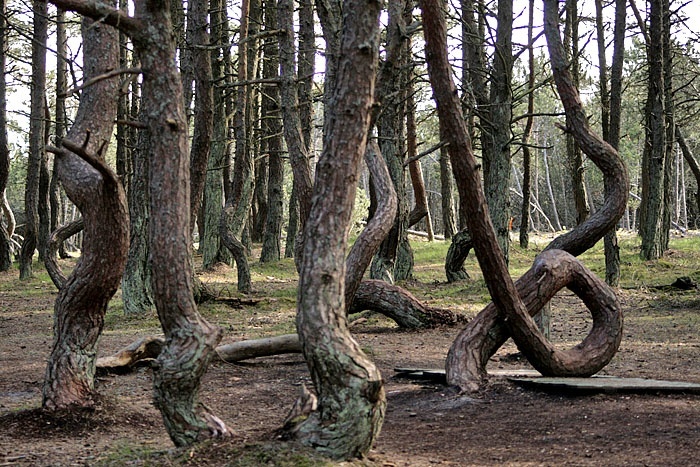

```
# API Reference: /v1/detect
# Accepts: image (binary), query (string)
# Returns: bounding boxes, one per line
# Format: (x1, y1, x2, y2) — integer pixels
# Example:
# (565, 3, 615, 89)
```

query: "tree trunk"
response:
(370, 0, 413, 283)
(260, 0, 283, 263)
(278, 0, 313, 266)
(639, 0, 667, 260)
(131, 0, 230, 445)
(42, 12, 129, 410)
(0, 0, 11, 271)
(565, 0, 589, 226)
(445, 228, 472, 282)
(345, 141, 397, 310)
(38, 100, 51, 261)
(519, 0, 535, 250)
(20, 0, 48, 279)
(439, 146, 457, 239)
(602, 0, 626, 287)
(221, 0, 254, 293)
(293, 0, 384, 457)
(676, 127, 700, 218)
(423, 0, 627, 391)
(482, 0, 513, 260)
(201, 0, 230, 269)
(122, 109, 154, 316)
(188, 0, 213, 235)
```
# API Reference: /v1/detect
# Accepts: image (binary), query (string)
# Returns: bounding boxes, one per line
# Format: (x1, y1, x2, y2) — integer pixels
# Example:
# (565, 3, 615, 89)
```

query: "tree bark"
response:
(260, 0, 283, 263)
(122, 114, 154, 316)
(42, 12, 129, 410)
(0, 0, 11, 271)
(278, 0, 313, 267)
(20, 0, 48, 279)
(45, 218, 84, 289)
(370, 0, 413, 283)
(519, 0, 535, 250)
(201, 0, 230, 269)
(439, 146, 457, 239)
(445, 228, 472, 283)
(676, 127, 700, 219)
(602, 0, 626, 287)
(188, 0, 213, 235)
(293, 0, 384, 457)
(565, 0, 589, 226)
(639, 0, 667, 260)
(345, 141, 397, 310)
(221, 0, 254, 293)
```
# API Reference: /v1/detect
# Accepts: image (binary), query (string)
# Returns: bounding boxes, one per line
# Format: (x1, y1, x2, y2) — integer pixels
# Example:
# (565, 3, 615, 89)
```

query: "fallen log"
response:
(96, 335, 164, 374)
(216, 334, 301, 363)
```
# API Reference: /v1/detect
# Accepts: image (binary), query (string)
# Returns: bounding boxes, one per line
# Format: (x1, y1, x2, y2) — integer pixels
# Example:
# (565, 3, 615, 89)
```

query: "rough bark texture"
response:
(565, 0, 589, 226)
(447, 250, 623, 391)
(122, 122, 154, 315)
(221, 0, 254, 293)
(639, 0, 666, 260)
(293, 0, 384, 458)
(200, 0, 230, 269)
(445, 228, 472, 283)
(50, 0, 232, 445)
(42, 13, 129, 410)
(602, 0, 626, 287)
(132, 0, 230, 445)
(482, 0, 513, 259)
(20, 0, 48, 279)
(370, 0, 413, 283)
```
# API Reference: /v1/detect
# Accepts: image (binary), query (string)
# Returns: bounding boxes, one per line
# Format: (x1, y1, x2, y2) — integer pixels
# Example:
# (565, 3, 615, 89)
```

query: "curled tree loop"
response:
(421, 0, 628, 391)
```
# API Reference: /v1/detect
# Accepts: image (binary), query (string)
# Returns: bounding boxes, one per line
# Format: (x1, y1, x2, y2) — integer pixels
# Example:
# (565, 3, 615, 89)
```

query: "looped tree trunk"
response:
(446, 249, 622, 391)
(421, 0, 628, 393)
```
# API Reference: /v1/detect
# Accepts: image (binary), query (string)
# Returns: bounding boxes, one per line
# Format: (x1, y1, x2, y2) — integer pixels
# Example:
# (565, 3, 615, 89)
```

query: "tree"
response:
(292, 0, 383, 457)
(424, 0, 627, 391)
(639, 0, 668, 260)
(259, 0, 283, 263)
(49, 0, 230, 445)
(19, 0, 48, 279)
(0, 0, 11, 271)
(42, 9, 129, 409)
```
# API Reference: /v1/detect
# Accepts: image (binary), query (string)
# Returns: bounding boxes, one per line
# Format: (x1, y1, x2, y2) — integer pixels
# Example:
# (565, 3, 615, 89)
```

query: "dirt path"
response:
(1, 266, 699, 466)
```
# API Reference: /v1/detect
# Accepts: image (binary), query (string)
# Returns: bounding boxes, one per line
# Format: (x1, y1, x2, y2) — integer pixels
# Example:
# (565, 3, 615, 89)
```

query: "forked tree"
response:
(42, 11, 129, 409)
(48, 0, 229, 446)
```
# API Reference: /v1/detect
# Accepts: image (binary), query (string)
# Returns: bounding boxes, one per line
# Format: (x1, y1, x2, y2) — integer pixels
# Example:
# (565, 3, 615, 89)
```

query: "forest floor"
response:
(1, 232, 700, 466)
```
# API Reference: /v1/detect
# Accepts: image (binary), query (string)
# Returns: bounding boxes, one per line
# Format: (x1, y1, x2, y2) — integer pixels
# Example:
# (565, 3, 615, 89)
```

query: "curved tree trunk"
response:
(445, 228, 472, 283)
(45, 218, 84, 289)
(422, 0, 627, 392)
(350, 280, 465, 329)
(345, 141, 397, 310)
(42, 13, 129, 410)
(293, 0, 384, 458)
